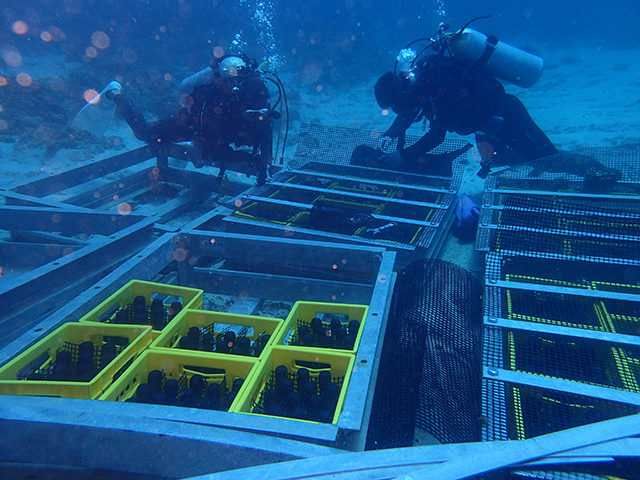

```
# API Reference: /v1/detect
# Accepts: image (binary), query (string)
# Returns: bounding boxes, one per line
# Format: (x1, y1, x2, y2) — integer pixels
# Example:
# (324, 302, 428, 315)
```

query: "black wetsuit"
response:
(114, 74, 273, 181)
(384, 55, 557, 166)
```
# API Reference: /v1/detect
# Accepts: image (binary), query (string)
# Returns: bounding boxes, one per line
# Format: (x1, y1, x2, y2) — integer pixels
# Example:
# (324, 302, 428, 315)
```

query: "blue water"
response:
(2, 0, 638, 76)
(1, 1, 640, 476)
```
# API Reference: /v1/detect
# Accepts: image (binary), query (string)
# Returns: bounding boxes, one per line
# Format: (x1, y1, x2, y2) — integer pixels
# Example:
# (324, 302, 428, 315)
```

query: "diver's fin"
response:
(72, 81, 122, 136)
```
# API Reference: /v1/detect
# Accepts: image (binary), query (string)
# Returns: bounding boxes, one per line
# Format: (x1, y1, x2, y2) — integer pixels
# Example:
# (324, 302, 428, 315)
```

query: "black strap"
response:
(474, 34, 499, 68)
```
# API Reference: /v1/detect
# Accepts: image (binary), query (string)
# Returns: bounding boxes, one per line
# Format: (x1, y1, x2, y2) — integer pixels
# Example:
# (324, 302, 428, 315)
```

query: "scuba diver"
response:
(372, 20, 558, 178)
(99, 54, 282, 185)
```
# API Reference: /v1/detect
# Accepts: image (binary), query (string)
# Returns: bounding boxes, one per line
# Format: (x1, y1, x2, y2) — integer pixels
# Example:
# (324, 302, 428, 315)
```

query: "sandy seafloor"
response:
(1, 45, 639, 278)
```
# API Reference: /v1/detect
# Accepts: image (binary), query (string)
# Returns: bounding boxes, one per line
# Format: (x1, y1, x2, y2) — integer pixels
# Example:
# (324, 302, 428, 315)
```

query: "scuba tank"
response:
(179, 56, 251, 94)
(401, 17, 545, 89)
(179, 66, 216, 94)
(448, 28, 544, 88)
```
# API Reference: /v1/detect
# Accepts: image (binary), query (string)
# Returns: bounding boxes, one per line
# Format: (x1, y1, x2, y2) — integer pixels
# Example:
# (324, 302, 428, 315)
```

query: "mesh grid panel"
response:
(485, 285, 640, 335)
(484, 326, 640, 393)
(367, 259, 483, 448)
(477, 148, 640, 254)
(226, 123, 470, 251)
(482, 378, 640, 441)
(480, 147, 640, 465)
(291, 123, 467, 191)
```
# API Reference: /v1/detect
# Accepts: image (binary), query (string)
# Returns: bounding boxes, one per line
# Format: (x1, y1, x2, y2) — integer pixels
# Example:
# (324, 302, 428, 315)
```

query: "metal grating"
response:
(480, 147, 640, 453)
(482, 378, 640, 441)
(222, 123, 467, 258)
(477, 147, 640, 253)
(367, 259, 483, 448)
(484, 325, 640, 393)
(487, 284, 640, 335)
(483, 146, 640, 195)
(291, 123, 467, 191)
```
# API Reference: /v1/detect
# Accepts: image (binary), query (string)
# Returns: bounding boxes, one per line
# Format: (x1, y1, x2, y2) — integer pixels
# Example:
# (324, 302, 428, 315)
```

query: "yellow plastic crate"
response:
(80, 280, 203, 337)
(234, 346, 355, 424)
(150, 309, 282, 359)
(274, 301, 368, 354)
(0, 323, 153, 399)
(100, 349, 258, 413)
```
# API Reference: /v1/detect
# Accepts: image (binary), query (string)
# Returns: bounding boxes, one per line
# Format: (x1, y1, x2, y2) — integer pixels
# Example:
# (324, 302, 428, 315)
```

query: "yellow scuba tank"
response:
(448, 28, 544, 88)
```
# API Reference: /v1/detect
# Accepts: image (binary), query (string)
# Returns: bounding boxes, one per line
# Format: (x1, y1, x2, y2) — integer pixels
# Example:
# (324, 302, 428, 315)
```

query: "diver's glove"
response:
(103, 81, 122, 101)
(380, 135, 393, 152)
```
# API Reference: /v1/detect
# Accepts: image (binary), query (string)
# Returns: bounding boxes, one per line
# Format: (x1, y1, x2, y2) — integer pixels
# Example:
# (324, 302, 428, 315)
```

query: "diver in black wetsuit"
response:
(374, 54, 558, 177)
(107, 55, 276, 185)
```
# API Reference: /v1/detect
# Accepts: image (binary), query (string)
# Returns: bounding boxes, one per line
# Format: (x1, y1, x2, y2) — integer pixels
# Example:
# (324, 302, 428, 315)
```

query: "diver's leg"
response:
(495, 94, 558, 161)
(113, 95, 191, 145)
(113, 94, 154, 142)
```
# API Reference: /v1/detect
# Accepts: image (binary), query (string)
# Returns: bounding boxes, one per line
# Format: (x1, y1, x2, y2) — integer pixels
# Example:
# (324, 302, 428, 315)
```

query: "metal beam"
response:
(0, 205, 149, 236)
(339, 251, 396, 434)
(0, 233, 176, 363)
(287, 168, 456, 194)
(0, 217, 155, 333)
(489, 278, 640, 302)
(483, 367, 640, 406)
(484, 186, 640, 201)
(1, 189, 90, 211)
(0, 396, 343, 479)
(186, 230, 386, 279)
(223, 216, 416, 252)
(240, 195, 439, 227)
(0, 242, 80, 268)
(485, 316, 640, 347)
(191, 268, 373, 304)
(8, 146, 156, 197)
(268, 181, 447, 209)
(188, 414, 640, 480)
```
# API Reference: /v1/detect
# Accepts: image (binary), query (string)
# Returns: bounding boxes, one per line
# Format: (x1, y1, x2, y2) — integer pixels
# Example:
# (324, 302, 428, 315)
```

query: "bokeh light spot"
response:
(0, 77, 7, 86)
(164, 73, 172, 81)
(85, 46, 97, 58)
(213, 46, 224, 58)
(49, 77, 65, 91)
(16, 73, 33, 87)
(123, 48, 138, 64)
(91, 31, 110, 49)
(210, 238, 216, 244)
(0, 120, 8, 131)
(12, 21, 29, 35)
(117, 202, 132, 215)
(173, 248, 188, 262)
(332, 264, 338, 270)
(84, 89, 100, 104)
(234, 199, 243, 207)
(41, 31, 52, 42)
(381, 109, 390, 116)
(179, 94, 194, 108)
(2, 47, 23, 67)
(316, 85, 323, 92)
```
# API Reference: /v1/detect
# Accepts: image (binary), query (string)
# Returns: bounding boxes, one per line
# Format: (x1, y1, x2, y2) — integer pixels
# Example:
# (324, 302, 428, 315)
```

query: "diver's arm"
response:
(400, 123, 447, 162)
(384, 112, 416, 139)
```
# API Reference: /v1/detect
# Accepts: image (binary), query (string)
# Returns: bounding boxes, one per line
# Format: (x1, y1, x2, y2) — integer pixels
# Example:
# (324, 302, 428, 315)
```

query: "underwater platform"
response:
(1, 127, 640, 479)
